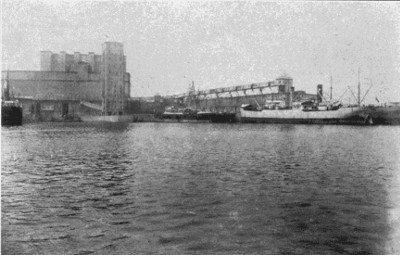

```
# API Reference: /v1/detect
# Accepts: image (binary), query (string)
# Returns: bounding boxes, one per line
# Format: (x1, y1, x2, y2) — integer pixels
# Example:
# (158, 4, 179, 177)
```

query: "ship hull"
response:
(368, 106, 400, 125)
(197, 112, 236, 123)
(2, 105, 23, 126)
(240, 107, 371, 125)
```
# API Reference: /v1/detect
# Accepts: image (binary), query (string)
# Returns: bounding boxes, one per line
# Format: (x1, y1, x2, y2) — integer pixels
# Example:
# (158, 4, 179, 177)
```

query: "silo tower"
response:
(101, 42, 126, 115)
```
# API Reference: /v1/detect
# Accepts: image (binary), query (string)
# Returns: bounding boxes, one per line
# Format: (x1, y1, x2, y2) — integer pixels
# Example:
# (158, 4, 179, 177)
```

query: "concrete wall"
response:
(1, 71, 102, 101)
(2, 70, 100, 81)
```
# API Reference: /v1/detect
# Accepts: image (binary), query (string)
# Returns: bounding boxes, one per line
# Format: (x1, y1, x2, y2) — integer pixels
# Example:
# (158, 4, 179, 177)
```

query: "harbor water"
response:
(2, 122, 400, 255)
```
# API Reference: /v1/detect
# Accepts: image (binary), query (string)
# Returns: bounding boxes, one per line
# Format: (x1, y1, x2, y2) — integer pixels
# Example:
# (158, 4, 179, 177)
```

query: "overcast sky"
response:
(2, 1, 400, 104)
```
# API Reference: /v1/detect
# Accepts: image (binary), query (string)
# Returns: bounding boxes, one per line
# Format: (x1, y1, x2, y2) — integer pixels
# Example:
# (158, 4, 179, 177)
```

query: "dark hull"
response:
(197, 112, 237, 123)
(209, 113, 236, 123)
(368, 106, 400, 125)
(162, 114, 196, 120)
(2, 105, 23, 126)
(240, 116, 371, 125)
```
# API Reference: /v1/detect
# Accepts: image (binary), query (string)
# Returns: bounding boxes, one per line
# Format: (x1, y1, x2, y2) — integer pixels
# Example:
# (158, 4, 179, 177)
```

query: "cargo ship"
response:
(240, 79, 373, 125)
(240, 101, 369, 125)
(2, 71, 23, 126)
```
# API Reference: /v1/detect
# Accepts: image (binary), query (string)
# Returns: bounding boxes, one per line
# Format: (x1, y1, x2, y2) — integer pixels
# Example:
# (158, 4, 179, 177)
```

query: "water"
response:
(2, 122, 400, 255)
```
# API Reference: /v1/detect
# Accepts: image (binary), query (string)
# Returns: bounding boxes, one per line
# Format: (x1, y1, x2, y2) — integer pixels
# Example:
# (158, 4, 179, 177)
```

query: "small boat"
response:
(162, 107, 196, 121)
(161, 107, 211, 122)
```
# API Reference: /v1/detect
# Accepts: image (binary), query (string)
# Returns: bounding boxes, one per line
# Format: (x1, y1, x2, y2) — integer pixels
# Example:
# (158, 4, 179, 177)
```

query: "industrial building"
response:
(164, 74, 318, 114)
(1, 42, 130, 121)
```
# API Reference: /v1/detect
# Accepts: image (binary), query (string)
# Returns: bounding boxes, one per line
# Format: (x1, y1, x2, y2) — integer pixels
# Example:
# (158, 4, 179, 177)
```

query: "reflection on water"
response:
(2, 122, 400, 254)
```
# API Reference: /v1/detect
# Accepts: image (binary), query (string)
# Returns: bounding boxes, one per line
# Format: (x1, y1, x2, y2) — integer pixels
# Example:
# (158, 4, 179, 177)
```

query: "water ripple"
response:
(2, 123, 400, 254)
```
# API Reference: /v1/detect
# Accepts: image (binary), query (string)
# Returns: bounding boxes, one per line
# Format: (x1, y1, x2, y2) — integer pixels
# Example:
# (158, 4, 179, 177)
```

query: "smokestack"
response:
(317, 84, 323, 103)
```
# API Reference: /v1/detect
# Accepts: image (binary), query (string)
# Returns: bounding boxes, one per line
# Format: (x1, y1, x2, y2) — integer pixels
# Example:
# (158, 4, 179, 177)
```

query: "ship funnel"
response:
(317, 84, 323, 103)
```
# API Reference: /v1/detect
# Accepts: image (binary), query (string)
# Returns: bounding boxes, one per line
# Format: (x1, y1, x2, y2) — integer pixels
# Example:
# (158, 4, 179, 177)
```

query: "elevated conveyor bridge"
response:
(164, 81, 282, 100)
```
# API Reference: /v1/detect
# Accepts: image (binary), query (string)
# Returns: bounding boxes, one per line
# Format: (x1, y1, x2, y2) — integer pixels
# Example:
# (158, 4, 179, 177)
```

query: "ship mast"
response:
(357, 68, 361, 106)
(330, 75, 333, 100)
